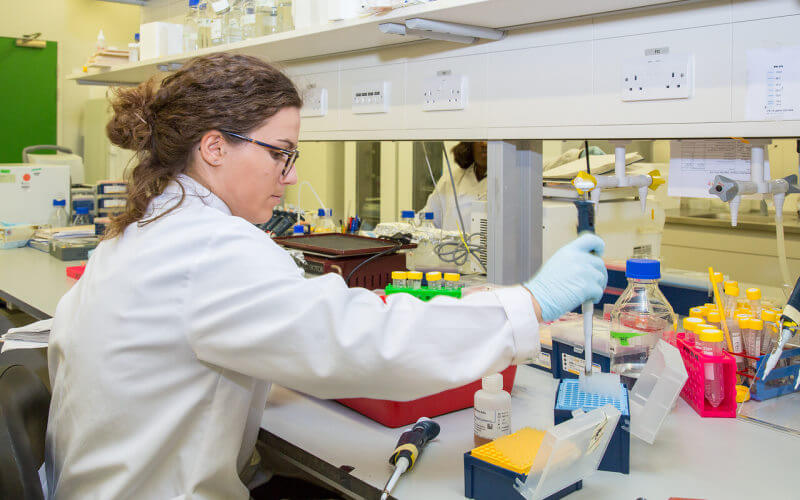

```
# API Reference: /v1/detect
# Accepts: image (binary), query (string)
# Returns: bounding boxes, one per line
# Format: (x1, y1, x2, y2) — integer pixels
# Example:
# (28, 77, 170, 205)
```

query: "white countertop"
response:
(0, 247, 80, 318)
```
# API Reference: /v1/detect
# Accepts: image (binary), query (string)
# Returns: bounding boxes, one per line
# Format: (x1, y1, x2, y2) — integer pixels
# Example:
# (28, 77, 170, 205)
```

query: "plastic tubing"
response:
(773, 192, 793, 298)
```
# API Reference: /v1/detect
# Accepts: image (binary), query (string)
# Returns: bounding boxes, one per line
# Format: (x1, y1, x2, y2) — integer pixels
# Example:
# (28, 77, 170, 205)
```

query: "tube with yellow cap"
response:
(746, 288, 762, 317)
(712, 272, 725, 301)
(723, 281, 739, 319)
(407, 271, 423, 289)
(697, 328, 725, 407)
(706, 310, 723, 332)
(443, 272, 461, 290)
(742, 318, 764, 370)
(689, 307, 705, 319)
(426, 271, 443, 290)
(682, 317, 705, 345)
(730, 313, 751, 370)
(391, 271, 407, 289)
(760, 309, 779, 352)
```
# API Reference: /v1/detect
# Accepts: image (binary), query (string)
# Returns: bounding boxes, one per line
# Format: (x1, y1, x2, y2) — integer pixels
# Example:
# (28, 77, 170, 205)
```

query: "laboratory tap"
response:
(708, 139, 800, 227)
(572, 140, 665, 214)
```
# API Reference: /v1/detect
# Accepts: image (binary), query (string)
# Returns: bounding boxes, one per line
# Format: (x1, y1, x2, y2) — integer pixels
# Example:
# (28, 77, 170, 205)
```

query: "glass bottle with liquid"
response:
(184, 0, 201, 52)
(73, 207, 91, 226)
(473, 373, 511, 446)
(610, 259, 676, 389)
(276, 0, 293, 31)
(259, 2, 278, 34)
(314, 208, 336, 233)
(48, 198, 68, 228)
(209, 0, 229, 45)
(400, 210, 416, 228)
(196, 1, 211, 48)
(240, 0, 258, 39)
(419, 211, 436, 229)
(226, 0, 244, 43)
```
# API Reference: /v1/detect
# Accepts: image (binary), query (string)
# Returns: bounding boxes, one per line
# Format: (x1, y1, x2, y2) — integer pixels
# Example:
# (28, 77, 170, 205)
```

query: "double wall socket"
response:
(300, 86, 328, 117)
(352, 81, 391, 114)
(423, 71, 468, 111)
(621, 52, 693, 102)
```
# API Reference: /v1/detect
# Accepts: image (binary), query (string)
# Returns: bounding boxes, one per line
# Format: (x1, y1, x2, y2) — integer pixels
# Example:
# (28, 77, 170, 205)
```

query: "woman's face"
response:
(213, 107, 301, 223)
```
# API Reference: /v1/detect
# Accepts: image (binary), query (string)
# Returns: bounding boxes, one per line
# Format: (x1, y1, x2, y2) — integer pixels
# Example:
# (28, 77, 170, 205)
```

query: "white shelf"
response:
(68, 0, 679, 85)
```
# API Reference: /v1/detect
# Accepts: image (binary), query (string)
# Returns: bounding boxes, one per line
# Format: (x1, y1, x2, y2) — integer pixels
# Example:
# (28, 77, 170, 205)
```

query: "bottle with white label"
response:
(473, 373, 511, 446)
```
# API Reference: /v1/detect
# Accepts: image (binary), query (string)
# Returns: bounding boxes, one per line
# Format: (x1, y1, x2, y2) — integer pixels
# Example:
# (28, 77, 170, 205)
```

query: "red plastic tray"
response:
(677, 334, 736, 418)
(66, 264, 86, 280)
(337, 365, 517, 428)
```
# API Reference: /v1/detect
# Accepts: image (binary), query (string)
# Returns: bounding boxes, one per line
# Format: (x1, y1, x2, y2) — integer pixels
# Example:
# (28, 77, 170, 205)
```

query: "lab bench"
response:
(2, 246, 798, 499)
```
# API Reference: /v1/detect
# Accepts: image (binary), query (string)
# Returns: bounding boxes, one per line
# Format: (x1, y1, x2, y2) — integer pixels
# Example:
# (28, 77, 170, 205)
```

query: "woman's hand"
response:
(523, 234, 608, 322)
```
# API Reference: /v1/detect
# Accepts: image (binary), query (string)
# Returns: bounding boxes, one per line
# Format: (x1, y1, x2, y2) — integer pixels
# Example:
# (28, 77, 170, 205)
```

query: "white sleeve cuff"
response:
(492, 286, 540, 365)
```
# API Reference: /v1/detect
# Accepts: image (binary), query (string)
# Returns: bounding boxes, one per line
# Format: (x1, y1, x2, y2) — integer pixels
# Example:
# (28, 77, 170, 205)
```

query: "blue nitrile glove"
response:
(523, 234, 608, 322)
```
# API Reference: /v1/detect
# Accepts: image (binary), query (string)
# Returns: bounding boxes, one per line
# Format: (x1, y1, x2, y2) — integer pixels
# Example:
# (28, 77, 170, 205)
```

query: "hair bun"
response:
(106, 78, 158, 152)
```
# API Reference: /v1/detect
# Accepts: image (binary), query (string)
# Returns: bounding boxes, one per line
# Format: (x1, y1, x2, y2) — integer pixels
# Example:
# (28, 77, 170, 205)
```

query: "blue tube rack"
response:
(750, 346, 800, 401)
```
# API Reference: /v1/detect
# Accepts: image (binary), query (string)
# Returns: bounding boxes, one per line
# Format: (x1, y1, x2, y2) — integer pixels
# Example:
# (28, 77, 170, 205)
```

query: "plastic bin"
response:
(628, 340, 688, 444)
(337, 365, 516, 428)
(554, 380, 629, 474)
(677, 335, 737, 418)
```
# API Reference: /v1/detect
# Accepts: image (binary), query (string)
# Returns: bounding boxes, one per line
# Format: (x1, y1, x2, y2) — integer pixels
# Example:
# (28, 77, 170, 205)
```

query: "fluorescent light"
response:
(379, 22, 476, 44)
(404, 18, 505, 41)
(378, 23, 407, 36)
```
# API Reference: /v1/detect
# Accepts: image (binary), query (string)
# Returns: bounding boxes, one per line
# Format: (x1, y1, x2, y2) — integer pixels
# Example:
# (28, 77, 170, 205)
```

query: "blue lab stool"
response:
(553, 379, 630, 474)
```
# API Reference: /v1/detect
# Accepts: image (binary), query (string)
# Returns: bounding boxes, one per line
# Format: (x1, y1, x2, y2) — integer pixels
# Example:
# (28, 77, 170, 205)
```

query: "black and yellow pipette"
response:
(380, 418, 440, 500)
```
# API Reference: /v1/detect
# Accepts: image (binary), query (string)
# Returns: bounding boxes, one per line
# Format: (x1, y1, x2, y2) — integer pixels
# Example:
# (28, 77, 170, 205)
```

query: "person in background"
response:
(419, 141, 487, 231)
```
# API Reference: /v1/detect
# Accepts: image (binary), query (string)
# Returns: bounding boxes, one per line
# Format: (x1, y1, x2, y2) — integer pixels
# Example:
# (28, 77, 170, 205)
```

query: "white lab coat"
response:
(420, 163, 487, 231)
(45, 175, 539, 500)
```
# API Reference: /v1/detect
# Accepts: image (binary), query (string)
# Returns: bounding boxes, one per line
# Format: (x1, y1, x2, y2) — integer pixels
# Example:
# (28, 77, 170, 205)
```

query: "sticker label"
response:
(562, 353, 601, 376)
(474, 407, 510, 439)
(533, 351, 551, 370)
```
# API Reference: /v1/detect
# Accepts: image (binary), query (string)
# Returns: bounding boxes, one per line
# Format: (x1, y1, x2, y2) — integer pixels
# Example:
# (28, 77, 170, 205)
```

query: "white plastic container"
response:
(473, 373, 511, 446)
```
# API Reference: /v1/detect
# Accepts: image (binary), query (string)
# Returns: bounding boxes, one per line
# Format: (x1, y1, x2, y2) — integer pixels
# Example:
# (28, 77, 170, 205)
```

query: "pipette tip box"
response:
(551, 340, 611, 379)
(554, 379, 630, 474)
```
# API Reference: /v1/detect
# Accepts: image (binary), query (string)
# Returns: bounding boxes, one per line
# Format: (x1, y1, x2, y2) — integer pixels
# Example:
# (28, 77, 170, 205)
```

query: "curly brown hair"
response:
(104, 53, 302, 239)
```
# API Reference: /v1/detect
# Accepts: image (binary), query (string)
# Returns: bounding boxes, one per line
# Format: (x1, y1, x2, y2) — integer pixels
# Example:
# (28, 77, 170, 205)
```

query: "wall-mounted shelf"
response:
(68, 0, 680, 86)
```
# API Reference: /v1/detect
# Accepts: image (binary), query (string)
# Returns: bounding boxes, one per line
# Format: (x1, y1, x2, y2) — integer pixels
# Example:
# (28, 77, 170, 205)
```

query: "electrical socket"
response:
(300, 86, 327, 117)
(621, 53, 693, 102)
(422, 71, 468, 111)
(352, 81, 390, 114)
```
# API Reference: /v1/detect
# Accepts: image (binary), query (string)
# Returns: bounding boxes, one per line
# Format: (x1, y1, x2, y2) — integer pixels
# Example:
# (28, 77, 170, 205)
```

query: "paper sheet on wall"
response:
(746, 46, 800, 121)
(667, 139, 768, 198)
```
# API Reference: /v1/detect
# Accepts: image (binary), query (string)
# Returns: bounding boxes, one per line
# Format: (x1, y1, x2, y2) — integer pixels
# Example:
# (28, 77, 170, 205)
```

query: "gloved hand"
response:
(523, 234, 608, 322)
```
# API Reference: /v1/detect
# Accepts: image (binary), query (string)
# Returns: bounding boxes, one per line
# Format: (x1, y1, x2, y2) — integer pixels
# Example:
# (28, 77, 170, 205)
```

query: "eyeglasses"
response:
(219, 129, 299, 177)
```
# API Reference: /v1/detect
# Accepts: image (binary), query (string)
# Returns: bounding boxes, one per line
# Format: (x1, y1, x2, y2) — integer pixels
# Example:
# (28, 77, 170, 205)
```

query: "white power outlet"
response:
(300, 86, 327, 117)
(621, 53, 693, 101)
(423, 71, 468, 111)
(352, 81, 390, 114)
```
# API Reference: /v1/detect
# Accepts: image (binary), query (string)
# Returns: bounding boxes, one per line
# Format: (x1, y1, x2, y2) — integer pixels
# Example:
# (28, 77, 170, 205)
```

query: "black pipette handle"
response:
(782, 276, 800, 325)
(388, 419, 440, 470)
(574, 199, 595, 235)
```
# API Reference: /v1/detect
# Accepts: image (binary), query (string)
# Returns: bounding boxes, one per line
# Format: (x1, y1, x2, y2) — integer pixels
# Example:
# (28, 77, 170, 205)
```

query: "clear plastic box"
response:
(514, 404, 621, 500)
(628, 340, 688, 443)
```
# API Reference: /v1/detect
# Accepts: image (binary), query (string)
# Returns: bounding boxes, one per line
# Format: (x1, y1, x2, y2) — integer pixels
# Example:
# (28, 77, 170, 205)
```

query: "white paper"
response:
(1, 339, 48, 353)
(667, 140, 769, 198)
(746, 46, 800, 121)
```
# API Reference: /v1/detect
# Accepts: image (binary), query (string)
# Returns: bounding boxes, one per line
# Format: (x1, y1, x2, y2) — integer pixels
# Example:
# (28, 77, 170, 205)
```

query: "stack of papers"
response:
(86, 48, 130, 69)
(1, 319, 52, 352)
(543, 153, 643, 179)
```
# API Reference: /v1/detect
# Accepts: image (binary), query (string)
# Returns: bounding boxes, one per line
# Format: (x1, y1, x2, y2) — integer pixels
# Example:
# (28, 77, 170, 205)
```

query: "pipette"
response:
(761, 276, 800, 380)
(380, 417, 440, 500)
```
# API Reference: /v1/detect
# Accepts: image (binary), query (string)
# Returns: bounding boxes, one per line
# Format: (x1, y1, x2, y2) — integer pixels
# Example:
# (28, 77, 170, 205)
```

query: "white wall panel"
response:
(405, 54, 488, 130)
(293, 71, 341, 133)
(338, 63, 407, 131)
(486, 42, 595, 127)
(731, 14, 800, 121)
(592, 24, 732, 125)
(592, 0, 731, 39)
(732, 0, 800, 22)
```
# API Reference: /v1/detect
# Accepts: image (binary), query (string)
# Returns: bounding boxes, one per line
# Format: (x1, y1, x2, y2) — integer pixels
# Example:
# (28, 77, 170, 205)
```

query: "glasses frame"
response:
(219, 129, 299, 177)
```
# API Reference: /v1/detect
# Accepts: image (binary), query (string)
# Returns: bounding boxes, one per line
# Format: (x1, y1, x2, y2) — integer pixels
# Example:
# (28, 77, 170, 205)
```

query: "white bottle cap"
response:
(481, 373, 503, 392)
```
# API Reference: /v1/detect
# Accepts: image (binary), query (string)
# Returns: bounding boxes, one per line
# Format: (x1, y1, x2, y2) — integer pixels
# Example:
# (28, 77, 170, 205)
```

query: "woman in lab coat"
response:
(420, 141, 487, 231)
(45, 53, 607, 499)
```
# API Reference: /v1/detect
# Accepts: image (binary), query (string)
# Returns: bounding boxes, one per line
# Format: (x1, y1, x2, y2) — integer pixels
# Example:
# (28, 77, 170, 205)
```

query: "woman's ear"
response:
(198, 130, 227, 167)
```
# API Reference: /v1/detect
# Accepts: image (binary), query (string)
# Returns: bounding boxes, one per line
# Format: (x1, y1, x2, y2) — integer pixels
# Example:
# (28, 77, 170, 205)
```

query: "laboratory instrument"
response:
(609, 259, 676, 389)
(380, 418, 440, 500)
(697, 328, 725, 407)
(0, 164, 71, 225)
(473, 373, 511, 446)
(762, 276, 800, 379)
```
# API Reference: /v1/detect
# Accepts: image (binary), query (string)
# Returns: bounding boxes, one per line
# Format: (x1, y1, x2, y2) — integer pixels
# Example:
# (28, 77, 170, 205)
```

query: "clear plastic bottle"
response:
(400, 210, 416, 227)
(426, 271, 442, 289)
(48, 198, 68, 228)
(240, 0, 258, 39)
(209, 0, 229, 45)
(473, 373, 511, 447)
(196, 2, 211, 48)
(96, 29, 107, 52)
(609, 259, 676, 389)
(276, 0, 293, 31)
(391, 271, 407, 288)
(227, 0, 244, 43)
(260, 2, 278, 34)
(184, 0, 201, 52)
(420, 212, 436, 229)
(697, 328, 725, 408)
(314, 208, 336, 233)
(73, 206, 91, 226)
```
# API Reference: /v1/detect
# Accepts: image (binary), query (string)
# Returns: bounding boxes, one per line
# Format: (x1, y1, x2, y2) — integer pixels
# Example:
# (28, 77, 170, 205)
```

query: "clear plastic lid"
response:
(628, 340, 688, 444)
(515, 404, 621, 500)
